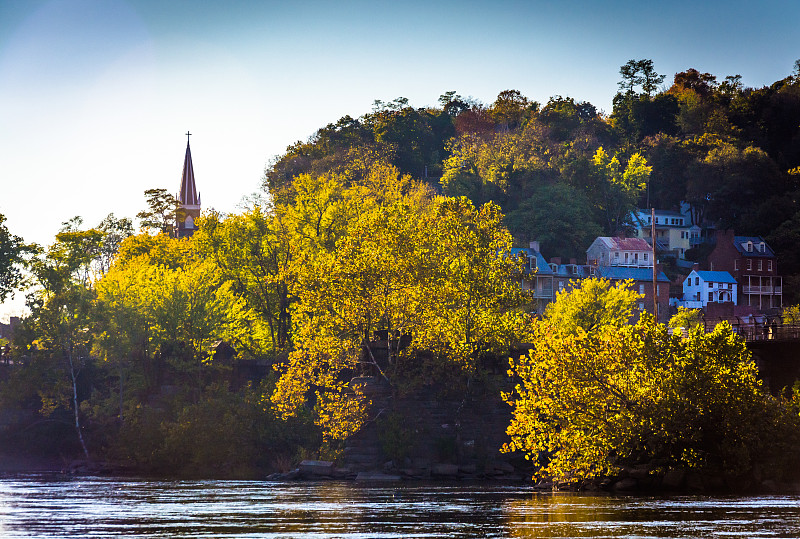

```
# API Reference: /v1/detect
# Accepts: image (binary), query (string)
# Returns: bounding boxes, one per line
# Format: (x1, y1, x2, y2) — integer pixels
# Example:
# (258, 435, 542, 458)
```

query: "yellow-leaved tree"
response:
(504, 278, 800, 486)
(271, 164, 530, 445)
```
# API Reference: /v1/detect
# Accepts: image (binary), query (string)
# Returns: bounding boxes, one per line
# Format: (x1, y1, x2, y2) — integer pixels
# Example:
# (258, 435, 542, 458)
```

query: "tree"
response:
(96, 213, 133, 276)
(137, 189, 184, 236)
(21, 230, 105, 460)
(618, 59, 665, 96)
(503, 279, 800, 485)
(195, 206, 295, 354)
(591, 147, 651, 234)
(0, 213, 28, 302)
(504, 183, 602, 259)
(271, 167, 530, 444)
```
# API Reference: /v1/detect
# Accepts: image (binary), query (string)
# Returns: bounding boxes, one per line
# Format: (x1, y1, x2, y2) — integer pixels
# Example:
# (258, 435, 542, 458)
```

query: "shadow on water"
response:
(0, 477, 799, 538)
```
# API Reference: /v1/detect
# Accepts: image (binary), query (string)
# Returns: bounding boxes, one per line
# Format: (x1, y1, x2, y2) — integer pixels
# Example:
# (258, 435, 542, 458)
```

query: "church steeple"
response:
(177, 132, 201, 238)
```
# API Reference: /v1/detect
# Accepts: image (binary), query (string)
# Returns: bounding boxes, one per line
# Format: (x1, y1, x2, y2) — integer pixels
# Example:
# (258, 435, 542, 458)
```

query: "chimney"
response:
(550, 257, 562, 266)
(715, 229, 735, 244)
(569, 258, 577, 265)
(692, 263, 700, 272)
(529, 241, 540, 253)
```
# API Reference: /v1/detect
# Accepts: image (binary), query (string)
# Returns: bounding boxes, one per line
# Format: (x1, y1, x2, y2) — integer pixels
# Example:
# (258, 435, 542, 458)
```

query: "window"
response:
(644, 253, 648, 261)
(735, 260, 739, 271)
(758, 260, 763, 272)
(747, 242, 753, 252)
(708, 282, 713, 288)
(768, 260, 773, 272)
(695, 277, 699, 285)
(614, 252, 619, 259)
(708, 292, 713, 301)
(759, 242, 765, 252)
(657, 285, 660, 295)
(655, 218, 659, 224)
(728, 283, 732, 290)
(639, 284, 645, 294)
(747, 259, 752, 271)
(634, 253, 639, 263)
(638, 303, 645, 310)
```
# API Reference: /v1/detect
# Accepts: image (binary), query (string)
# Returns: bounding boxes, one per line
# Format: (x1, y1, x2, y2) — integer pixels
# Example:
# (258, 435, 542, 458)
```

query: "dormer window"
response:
(747, 241, 753, 252)
(759, 242, 765, 253)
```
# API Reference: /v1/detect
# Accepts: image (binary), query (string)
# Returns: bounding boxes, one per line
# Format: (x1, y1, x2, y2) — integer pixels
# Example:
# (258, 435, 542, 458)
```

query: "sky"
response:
(0, 0, 798, 319)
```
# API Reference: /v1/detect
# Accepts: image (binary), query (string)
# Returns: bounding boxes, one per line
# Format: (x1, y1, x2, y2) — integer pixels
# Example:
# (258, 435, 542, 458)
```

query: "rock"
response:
(432, 463, 459, 477)
(355, 472, 402, 482)
(662, 469, 685, 489)
(459, 464, 477, 474)
(685, 473, 705, 491)
(283, 469, 301, 480)
(299, 460, 334, 476)
(613, 478, 638, 491)
(629, 464, 652, 480)
(761, 479, 778, 492)
(400, 468, 426, 478)
(491, 461, 515, 474)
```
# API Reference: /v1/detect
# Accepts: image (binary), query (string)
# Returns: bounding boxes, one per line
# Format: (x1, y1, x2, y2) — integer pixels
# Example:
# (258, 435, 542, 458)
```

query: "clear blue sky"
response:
(0, 0, 798, 317)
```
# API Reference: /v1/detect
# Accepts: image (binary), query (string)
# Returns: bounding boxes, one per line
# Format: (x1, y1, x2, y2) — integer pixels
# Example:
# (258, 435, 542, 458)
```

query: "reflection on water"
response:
(0, 476, 798, 538)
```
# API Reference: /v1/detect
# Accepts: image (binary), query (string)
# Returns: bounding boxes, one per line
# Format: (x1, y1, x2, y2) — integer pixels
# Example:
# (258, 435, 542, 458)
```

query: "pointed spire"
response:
(179, 132, 200, 207)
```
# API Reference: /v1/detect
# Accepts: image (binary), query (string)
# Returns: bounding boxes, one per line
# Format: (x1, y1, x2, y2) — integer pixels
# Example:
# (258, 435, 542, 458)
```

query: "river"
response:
(0, 476, 798, 538)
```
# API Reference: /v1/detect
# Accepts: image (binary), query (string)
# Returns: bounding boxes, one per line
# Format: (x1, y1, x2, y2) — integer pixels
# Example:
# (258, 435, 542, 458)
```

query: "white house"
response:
(586, 236, 653, 268)
(682, 270, 737, 307)
(631, 209, 695, 259)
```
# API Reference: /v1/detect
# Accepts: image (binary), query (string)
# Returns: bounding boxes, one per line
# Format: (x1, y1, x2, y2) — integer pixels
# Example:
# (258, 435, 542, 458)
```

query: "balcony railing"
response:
(742, 286, 782, 295)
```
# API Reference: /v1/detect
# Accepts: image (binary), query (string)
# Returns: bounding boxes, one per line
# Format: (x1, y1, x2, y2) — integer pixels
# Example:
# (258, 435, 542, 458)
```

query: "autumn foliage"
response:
(504, 279, 800, 485)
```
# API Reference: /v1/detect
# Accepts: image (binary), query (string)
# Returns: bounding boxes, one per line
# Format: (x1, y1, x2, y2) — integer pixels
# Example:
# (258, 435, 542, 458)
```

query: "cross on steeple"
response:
(186, 131, 191, 144)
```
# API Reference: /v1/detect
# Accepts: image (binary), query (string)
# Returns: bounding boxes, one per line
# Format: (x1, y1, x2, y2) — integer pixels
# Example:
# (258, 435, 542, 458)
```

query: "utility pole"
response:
(651, 208, 658, 320)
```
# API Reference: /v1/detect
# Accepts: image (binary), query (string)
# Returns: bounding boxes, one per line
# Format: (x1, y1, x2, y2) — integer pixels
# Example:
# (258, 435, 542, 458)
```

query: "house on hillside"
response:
(631, 209, 699, 260)
(509, 242, 554, 314)
(586, 236, 654, 268)
(594, 265, 671, 321)
(707, 230, 782, 312)
(682, 270, 737, 307)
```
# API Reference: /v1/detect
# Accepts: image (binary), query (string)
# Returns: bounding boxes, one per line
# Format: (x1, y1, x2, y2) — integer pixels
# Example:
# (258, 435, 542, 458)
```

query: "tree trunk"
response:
(67, 349, 90, 461)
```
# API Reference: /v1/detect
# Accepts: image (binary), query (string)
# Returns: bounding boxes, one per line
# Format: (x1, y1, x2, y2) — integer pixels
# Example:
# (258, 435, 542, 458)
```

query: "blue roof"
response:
(507, 247, 553, 275)
(733, 236, 775, 258)
(695, 271, 737, 284)
(596, 266, 670, 283)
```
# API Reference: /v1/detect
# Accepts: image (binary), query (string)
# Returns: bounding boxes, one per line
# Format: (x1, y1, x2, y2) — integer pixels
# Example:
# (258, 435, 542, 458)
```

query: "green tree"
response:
(591, 147, 651, 234)
(137, 189, 184, 237)
(0, 213, 28, 302)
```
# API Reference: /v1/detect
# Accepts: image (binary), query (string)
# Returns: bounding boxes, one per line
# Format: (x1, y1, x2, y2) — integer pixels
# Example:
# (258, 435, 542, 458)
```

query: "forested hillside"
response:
(2, 60, 800, 480)
(267, 60, 800, 300)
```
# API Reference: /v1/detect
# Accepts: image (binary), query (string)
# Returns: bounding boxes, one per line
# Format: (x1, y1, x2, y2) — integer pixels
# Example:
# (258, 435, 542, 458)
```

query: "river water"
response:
(0, 476, 798, 538)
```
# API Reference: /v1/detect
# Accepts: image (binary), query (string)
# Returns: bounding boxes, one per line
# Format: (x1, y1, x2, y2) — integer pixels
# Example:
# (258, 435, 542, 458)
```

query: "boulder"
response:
(432, 463, 459, 477)
(299, 460, 334, 477)
(662, 468, 685, 489)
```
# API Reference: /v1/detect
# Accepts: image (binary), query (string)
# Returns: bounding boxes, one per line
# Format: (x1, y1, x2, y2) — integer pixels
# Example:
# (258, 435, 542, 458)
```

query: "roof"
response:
(551, 264, 593, 279)
(692, 271, 737, 284)
(596, 266, 670, 282)
(179, 140, 200, 206)
(591, 236, 652, 252)
(733, 236, 774, 258)
(507, 247, 553, 275)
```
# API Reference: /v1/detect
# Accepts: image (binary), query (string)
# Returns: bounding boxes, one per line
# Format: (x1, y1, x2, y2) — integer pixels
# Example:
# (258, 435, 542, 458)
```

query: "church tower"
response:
(177, 132, 201, 238)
